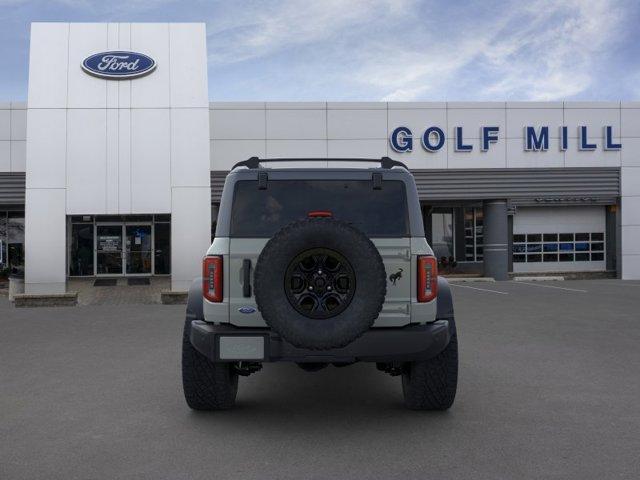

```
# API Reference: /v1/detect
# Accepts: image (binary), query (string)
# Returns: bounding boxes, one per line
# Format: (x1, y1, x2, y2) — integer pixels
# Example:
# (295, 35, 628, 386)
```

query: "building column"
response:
(483, 200, 509, 281)
(170, 186, 211, 292)
(24, 188, 67, 294)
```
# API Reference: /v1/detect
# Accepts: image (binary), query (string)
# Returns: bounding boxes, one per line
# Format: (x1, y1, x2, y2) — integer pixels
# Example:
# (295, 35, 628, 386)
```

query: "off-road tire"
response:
(181, 318, 238, 410)
(401, 317, 458, 410)
(254, 218, 387, 350)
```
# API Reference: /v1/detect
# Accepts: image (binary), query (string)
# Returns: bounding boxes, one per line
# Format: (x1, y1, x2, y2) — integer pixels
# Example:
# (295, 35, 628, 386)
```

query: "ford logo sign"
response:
(238, 306, 256, 314)
(82, 51, 156, 80)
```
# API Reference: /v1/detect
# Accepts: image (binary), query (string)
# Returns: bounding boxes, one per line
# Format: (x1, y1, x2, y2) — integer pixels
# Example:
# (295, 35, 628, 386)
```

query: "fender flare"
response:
(186, 277, 204, 320)
(436, 276, 454, 320)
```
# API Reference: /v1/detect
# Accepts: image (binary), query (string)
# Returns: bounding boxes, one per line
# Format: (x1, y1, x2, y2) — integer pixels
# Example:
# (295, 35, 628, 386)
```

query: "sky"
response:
(0, 0, 639, 102)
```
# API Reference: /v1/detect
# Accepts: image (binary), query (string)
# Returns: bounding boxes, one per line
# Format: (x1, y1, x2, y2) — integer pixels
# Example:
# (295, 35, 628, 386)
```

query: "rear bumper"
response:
(189, 320, 451, 363)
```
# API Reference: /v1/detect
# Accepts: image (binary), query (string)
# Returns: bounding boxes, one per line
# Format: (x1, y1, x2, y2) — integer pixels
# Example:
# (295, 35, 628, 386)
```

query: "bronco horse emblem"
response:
(389, 268, 403, 285)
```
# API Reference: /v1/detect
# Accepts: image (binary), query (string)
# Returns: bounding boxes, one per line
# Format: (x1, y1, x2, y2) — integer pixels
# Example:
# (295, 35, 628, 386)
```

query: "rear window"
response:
(230, 180, 409, 237)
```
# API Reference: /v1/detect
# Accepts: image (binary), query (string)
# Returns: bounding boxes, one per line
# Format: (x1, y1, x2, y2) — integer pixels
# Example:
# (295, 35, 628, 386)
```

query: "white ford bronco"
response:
(182, 157, 458, 410)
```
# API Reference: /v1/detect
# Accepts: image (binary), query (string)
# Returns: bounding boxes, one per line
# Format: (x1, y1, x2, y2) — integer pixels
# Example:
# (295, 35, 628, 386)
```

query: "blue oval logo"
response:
(82, 51, 156, 80)
(238, 306, 256, 314)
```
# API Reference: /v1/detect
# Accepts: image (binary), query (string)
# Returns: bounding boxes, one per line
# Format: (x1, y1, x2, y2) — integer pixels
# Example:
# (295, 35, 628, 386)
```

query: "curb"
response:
(161, 290, 188, 305)
(444, 277, 496, 283)
(514, 276, 565, 282)
(13, 292, 78, 308)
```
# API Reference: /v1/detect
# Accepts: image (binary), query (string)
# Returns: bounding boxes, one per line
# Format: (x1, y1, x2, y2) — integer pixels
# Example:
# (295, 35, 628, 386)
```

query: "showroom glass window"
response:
(6, 212, 25, 273)
(70, 216, 94, 276)
(0, 211, 6, 272)
(512, 232, 605, 263)
(431, 208, 454, 260)
(463, 207, 484, 262)
(154, 215, 171, 275)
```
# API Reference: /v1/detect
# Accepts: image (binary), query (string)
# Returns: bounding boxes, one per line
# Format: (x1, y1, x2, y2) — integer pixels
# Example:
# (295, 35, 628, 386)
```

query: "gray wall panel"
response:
(0, 173, 26, 206)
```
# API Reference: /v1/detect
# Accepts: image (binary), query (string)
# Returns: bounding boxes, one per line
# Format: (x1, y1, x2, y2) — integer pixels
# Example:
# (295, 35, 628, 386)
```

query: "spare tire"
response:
(254, 218, 386, 350)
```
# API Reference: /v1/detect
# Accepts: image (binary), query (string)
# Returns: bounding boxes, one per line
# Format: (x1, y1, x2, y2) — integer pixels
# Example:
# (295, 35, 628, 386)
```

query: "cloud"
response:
(207, 0, 412, 65)
(375, 0, 625, 101)
(205, 0, 629, 101)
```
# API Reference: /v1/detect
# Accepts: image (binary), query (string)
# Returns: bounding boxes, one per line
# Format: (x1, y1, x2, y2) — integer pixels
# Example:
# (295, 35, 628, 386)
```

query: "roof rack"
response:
(231, 157, 408, 170)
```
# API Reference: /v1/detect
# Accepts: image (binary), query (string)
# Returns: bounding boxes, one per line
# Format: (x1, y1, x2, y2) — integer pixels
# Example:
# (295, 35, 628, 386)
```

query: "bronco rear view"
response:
(182, 157, 458, 410)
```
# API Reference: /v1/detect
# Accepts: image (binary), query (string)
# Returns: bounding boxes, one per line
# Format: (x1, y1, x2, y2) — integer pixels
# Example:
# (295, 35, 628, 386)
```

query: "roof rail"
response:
(231, 157, 408, 170)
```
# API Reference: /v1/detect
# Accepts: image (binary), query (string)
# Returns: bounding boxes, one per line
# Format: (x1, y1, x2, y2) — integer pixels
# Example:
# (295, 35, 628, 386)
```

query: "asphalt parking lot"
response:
(1, 279, 640, 480)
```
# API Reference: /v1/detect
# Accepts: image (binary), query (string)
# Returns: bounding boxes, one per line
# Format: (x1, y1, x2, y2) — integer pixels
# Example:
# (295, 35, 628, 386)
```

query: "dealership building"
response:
(1, 22, 639, 295)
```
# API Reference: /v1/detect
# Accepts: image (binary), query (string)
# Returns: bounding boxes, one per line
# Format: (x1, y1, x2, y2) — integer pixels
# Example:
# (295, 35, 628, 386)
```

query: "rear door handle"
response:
(242, 259, 252, 297)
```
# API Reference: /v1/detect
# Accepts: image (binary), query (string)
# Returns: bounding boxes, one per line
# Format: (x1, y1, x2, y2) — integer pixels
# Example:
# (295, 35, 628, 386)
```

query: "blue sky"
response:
(0, 0, 638, 101)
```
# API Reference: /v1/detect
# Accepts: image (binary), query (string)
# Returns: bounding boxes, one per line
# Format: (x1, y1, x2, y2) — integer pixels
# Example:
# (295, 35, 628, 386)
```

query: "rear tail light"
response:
(417, 255, 438, 302)
(307, 210, 333, 218)
(203, 256, 223, 302)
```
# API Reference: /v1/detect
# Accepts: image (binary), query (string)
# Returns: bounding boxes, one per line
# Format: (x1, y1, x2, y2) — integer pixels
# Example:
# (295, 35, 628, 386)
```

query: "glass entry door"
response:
(96, 225, 124, 275)
(125, 225, 152, 275)
(431, 209, 455, 260)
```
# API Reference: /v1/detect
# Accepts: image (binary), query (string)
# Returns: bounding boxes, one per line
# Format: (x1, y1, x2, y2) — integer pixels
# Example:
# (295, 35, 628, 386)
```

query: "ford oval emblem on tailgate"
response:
(238, 306, 256, 314)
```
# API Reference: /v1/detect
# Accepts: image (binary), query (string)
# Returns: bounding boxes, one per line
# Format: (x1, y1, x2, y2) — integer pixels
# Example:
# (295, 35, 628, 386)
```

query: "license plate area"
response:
(217, 335, 267, 361)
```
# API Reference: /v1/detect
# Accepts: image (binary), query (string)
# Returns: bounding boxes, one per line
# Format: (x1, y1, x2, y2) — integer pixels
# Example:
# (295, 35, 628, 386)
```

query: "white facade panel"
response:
(620, 166, 640, 197)
(388, 102, 447, 109)
(327, 139, 388, 159)
(447, 107, 506, 140)
(27, 23, 68, 108)
(0, 110, 10, 140)
(211, 139, 265, 170)
(621, 138, 640, 166)
(506, 138, 564, 168)
(66, 109, 107, 214)
(117, 109, 132, 212)
(11, 141, 26, 172)
(505, 108, 563, 139)
(169, 23, 209, 108)
(171, 108, 210, 187)
(130, 108, 171, 213)
(67, 23, 108, 109)
(327, 109, 387, 139)
(266, 109, 326, 139)
(563, 106, 621, 138)
(25, 109, 66, 189)
(266, 139, 327, 158)
(514, 206, 606, 232)
(105, 109, 119, 213)
(564, 147, 621, 168)
(24, 188, 66, 294)
(387, 108, 447, 139)
(621, 108, 640, 138)
(131, 23, 170, 109)
(0, 141, 9, 171)
(10, 108, 26, 140)
(621, 195, 640, 226)
(448, 138, 507, 169)
(267, 102, 325, 110)
(388, 141, 447, 169)
(171, 186, 211, 291)
(210, 109, 265, 140)
(106, 23, 119, 109)
(621, 226, 640, 255)
(117, 23, 132, 109)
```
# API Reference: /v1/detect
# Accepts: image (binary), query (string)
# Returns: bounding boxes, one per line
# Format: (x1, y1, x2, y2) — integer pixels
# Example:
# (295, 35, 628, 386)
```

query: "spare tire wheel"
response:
(253, 218, 387, 350)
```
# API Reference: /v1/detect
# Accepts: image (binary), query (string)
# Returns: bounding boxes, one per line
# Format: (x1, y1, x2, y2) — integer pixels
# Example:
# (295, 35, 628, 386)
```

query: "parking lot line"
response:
(450, 283, 509, 295)
(511, 281, 588, 293)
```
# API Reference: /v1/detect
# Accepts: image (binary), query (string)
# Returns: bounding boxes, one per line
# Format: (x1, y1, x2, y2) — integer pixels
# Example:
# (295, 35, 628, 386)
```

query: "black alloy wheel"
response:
(284, 248, 356, 319)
